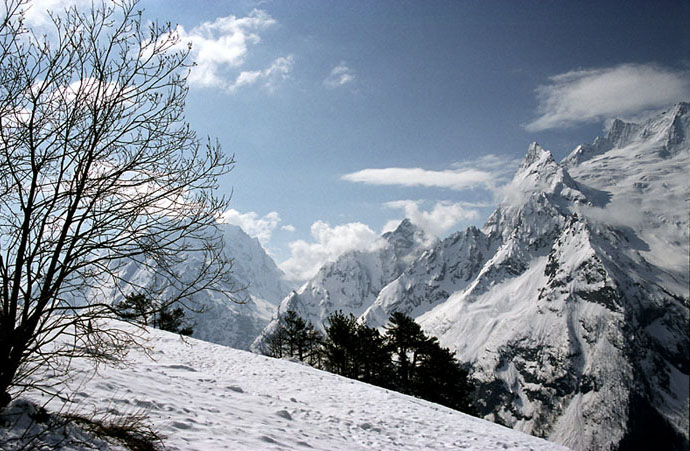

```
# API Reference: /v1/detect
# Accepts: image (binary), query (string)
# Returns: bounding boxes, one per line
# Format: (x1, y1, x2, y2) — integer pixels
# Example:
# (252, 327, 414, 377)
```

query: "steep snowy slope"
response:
(2, 324, 569, 451)
(363, 226, 494, 328)
(418, 103, 689, 450)
(254, 219, 431, 346)
(102, 222, 292, 350)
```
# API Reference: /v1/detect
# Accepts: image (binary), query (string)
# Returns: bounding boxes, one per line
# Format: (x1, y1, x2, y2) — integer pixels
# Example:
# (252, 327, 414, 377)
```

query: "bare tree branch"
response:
(0, 0, 238, 407)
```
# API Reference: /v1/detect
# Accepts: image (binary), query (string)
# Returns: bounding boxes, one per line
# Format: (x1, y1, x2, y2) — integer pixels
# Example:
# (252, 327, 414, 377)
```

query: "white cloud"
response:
(342, 154, 519, 194)
(383, 200, 480, 238)
(281, 224, 296, 232)
(342, 167, 495, 190)
(227, 55, 294, 92)
(526, 63, 690, 131)
(279, 221, 384, 281)
(217, 209, 281, 247)
(175, 9, 293, 93)
(23, 0, 91, 27)
(324, 62, 355, 88)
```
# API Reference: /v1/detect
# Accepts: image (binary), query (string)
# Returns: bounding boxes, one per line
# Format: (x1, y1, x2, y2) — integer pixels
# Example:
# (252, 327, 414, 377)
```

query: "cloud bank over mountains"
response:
(526, 63, 690, 131)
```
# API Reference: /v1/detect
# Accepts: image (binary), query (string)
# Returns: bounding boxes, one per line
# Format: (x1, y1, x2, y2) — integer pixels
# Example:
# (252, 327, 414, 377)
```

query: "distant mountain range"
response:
(98, 223, 293, 350)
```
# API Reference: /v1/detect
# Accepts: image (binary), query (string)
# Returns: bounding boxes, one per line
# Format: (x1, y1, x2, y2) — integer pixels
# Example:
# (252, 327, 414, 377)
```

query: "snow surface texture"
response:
(98, 223, 292, 350)
(3, 324, 568, 451)
(256, 103, 690, 450)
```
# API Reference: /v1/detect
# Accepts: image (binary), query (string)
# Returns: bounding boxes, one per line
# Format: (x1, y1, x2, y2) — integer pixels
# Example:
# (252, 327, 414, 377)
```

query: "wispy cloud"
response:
(175, 9, 293, 93)
(279, 221, 384, 281)
(526, 63, 690, 131)
(217, 208, 282, 247)
(382, 200, 481, 238)
(23, 0, 91, 27)
(324, 62, 355, 88)
(342, 154, 518, 194)
(227, 55, 295, 92)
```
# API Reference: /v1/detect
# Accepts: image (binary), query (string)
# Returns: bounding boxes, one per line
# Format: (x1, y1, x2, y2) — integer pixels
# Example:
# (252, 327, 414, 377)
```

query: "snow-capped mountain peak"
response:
(255, 103, 688, 450)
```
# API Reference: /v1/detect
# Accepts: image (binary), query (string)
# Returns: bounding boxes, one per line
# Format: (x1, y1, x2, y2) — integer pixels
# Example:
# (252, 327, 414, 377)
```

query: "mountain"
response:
(252, 219, 432, 348)
(102, 222, 292, 350)
(255, 103, 689, 450)
(2, 322, 569, 451)
(419, 103, 690, 450)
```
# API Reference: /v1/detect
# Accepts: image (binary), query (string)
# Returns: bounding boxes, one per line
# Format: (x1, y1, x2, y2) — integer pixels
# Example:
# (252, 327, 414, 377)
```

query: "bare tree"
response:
(0, 0, 238, 407)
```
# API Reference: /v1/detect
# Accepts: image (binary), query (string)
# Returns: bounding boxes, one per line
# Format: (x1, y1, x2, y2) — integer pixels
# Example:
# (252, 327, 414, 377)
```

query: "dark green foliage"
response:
(414, 337, 476, 413)
(116, 294, 154, 325)
(354, 323, 393, 386)
(259, 317, 288, 359)
(115, 294, 193, 336)
(322, 311, 392, 385)
(385, 312, 427, 390)
(155, 305, 194, 336)
(385, 312, 475, 413)
(322, 311, 360, 377)
(261, 311, 322, 364)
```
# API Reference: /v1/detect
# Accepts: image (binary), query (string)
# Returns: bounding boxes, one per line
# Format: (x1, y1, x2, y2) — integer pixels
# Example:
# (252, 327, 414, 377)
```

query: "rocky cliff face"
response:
(418, 103, 689, 450)
(100, 222, 292, 350)
(252, 219, 431, 346)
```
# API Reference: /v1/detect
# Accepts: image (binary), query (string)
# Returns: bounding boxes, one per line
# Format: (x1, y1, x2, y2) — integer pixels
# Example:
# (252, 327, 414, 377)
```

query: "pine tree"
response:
(115, 293, 154, 325)
(323, 311, 360, 377)
(156, 305, 194, 336)
(355, 324, 392, 387)
(385, 312, 427, 391)
(414, 336, 475, 413)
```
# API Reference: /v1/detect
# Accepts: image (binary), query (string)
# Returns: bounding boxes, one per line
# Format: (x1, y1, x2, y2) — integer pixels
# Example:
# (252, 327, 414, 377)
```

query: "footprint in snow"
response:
(163, 364, 197, 372)
(275, 409, 292, 420)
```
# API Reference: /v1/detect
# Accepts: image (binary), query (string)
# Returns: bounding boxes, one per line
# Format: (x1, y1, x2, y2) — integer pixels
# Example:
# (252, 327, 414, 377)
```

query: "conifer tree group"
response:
(259, 310, 475, 414)
(116, 294, 194, 336)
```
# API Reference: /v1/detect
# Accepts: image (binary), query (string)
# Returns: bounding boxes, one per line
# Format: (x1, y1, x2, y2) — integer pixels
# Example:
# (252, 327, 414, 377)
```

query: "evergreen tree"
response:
(283, 310, 310, 361)
(355, 323, 393, 387)
(115, 293, 154, 325)
(260, 309, 475, 415)
(322, 311, 360, 377)
(385, 312, 427, 391)
(414, 336, 475, 413)
(259, 316, 288, 359)
(115, 293, 193, 335)
(304, 322, 324, 367)
(156, 305, 194, 336)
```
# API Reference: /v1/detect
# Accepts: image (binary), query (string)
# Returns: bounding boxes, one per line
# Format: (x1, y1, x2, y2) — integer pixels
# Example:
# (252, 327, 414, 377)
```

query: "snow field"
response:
(23, 325, 568, 450)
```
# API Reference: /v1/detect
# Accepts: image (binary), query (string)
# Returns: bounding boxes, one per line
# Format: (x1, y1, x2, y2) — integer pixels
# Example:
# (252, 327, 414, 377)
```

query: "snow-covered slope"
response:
(4, 324, 569, 451)
(102, 222, 292, 350)
(417, 103, 690, 450)
(254, 219, 431, 347)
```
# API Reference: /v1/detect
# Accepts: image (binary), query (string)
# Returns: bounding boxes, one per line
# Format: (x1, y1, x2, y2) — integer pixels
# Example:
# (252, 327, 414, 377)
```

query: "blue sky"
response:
(31, 0, 690, 280)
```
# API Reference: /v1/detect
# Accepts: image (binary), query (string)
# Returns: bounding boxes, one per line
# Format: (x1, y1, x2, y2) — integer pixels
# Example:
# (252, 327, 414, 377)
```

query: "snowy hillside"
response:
(3, 324, 568, 451)
(252, 103, 690, 450)
(100, 222, 292, 350)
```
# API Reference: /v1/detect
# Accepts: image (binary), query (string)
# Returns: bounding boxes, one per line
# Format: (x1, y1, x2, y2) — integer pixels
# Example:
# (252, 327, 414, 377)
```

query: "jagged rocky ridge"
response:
(253, 219, 433, 345)
(101, 223, 292, 350)
(257, 103, 690, 450)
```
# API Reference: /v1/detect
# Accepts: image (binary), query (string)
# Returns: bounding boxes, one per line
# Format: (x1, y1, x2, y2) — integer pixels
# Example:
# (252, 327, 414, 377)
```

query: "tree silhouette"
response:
(0, 0, 236, 407)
